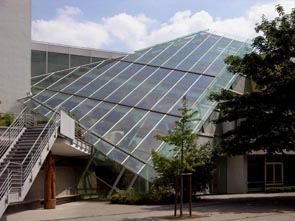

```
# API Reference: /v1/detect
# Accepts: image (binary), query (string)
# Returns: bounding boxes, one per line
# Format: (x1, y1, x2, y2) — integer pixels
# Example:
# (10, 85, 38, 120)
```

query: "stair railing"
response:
(0, 163, 12, 204)
(21, 108, 60, 187)
(0, 107, 27, 159)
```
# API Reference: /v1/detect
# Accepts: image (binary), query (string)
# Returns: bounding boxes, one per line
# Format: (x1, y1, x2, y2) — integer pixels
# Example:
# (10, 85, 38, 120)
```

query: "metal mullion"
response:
(143, 74, 203, 165)
(146, 41, 178, 64)
(189, 39, 247, 116)
(102, 71, 187, 145)
(159, 35, 197, 66)
(27, 67, 78, 106)
(78, 101, 103, 122)
(121, 113, 167, 165)
(76, 61, 136, 123)
(96, 64, 147, 102)
(87, 66, 161, 132)
(188, 35, 224, 72)
(111, 73, 201, 165)
(31, 61, 103, 109)
(202, 39, 234, 73)
(30, 67, 80, 111)
(33, 62, 103, 114)
(121, 74, 197, 166)
(69, 62, 134, 115)
(32, 73, 54, 87)
(123, 47, 153, 63)
(171, 32, 214, 70)
(44, 60, 120, 115)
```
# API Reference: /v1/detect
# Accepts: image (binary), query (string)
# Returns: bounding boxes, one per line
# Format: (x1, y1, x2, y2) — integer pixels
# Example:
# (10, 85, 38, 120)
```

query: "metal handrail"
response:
(21, 108, 60, 183)
(0, 107, 28, 159)
(0, 163, 12, 200)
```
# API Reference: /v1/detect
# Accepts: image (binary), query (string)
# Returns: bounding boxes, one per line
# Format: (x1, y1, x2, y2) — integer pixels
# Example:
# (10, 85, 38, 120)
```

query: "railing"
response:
(0, 107, 60, 207)
(21, 108, 60, 187)
(0, 108, 28, 159)
(74, 123, 93, 154)
(0, 163, 12, 203)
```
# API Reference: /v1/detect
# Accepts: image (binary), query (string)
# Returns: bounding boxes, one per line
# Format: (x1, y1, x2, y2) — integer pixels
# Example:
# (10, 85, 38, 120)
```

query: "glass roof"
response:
(25, 31, 251, 181)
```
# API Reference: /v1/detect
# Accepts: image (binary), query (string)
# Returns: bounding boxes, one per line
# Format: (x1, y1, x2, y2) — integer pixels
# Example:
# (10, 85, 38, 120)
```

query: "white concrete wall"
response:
(227, 155, 247, 193)
(0, 0, 31, 113)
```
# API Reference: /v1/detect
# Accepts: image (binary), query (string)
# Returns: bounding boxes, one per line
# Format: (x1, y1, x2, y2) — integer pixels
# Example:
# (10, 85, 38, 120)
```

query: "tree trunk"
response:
(44, 151, 56, 209)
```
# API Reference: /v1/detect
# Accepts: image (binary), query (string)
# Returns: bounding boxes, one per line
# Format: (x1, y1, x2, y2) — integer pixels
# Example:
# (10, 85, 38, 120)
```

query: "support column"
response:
(44, 151, 56, 209)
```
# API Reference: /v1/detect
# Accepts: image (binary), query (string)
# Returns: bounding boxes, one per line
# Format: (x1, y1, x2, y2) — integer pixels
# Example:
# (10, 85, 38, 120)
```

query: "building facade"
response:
(1, 0, 293, 217)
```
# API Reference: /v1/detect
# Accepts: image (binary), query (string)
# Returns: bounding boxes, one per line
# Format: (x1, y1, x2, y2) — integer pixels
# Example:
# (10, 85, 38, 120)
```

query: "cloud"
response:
(32, 1, 294, 52)
(32, 6, 110, 48)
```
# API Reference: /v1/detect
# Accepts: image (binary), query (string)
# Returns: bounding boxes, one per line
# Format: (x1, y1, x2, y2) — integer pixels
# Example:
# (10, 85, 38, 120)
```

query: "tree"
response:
(151, 96, 213, 193)
(210, 5, 295, 155)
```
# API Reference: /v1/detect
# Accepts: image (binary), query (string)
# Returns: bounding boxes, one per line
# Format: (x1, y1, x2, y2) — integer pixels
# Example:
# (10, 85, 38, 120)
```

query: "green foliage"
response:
(152, 96, 213, 193)
(0, 113, 14, 126)
(265, 186, 295, 193)
(210, 5, 295, 155)
(108, 189, 174, 205)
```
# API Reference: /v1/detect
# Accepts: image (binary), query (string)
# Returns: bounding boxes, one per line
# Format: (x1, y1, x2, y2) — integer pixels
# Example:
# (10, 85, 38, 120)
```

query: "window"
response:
(265, 162, 284, 186)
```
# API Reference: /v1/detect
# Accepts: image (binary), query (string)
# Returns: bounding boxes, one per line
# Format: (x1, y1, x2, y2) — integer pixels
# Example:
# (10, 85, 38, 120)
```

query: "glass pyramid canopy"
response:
(24, 31, 251, 181)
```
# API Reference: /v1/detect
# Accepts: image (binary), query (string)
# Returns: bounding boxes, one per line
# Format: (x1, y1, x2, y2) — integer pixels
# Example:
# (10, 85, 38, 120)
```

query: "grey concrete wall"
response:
(0, 0, 31, 113)
(25, 166, 79, 201)
(227, 155, 247, 193)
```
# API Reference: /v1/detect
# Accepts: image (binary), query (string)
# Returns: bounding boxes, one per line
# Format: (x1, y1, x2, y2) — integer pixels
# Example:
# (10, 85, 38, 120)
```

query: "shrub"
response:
(265, 186, 295, 193)
(0, 113, 14, 126)
(108, 189, 174, 205)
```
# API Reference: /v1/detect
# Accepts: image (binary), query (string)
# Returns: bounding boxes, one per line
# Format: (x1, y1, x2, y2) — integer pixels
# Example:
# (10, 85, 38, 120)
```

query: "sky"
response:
(31, 0, 294, 52)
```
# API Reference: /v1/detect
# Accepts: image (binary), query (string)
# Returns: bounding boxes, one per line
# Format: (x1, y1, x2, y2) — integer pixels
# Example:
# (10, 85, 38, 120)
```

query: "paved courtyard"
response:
(1, 193, 295, 221)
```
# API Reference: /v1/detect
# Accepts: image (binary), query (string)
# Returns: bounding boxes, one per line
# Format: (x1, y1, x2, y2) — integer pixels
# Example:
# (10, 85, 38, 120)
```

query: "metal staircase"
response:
(0, 107, 60, 217)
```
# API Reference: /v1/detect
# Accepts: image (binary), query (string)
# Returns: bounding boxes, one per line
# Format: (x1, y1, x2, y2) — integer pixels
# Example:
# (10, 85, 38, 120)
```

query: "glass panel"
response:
(61, 64, 98, 94)
(71, 98, 98, 119)
(122, 48, 150, 62)
(45, 92, 71, 109)
(118, 112, 163, 153)
(136, 42, 172, 64)
(177, 34, 221, 72)
(170, 75, 214, 115)
(153, 73, 198, 113)
(106, 65, 155, 103)
(70, 54, 91, 67)
(137, 70, 183, 109)
(266, 164, 273, 183)
(80, 102, 115, 128)
(48, 52, 69, 73)
(61, 96, 85, 112)
(205, 40, 243, 76)
(275, 164, 282, 183)
(91, 64, 143, 100)
(94, 139, 113, 155)
(50, 64, 95, 92)
(139, 165, 156, 180)
(163, 32, 210, 69)
(92, 105, 130, 136)
(107, 148, 128, 163)
(121, 68, 170, 106)
(34, 69, 75, 89)
(149, 37, 192, 67)
(77, 61, 128, 97)
(133, 115, 177, 161)
(33, 90, 56, 103)
(31, 74, 49, 85)
(31, 50, 46, 77)
(123, 157, 145, 174)
(104, 109, 146, 144)
(191, 37, 232, 74)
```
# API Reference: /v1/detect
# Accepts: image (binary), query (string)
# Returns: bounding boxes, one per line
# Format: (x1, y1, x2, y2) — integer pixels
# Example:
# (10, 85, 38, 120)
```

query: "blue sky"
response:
(31, 0, 293, 52)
